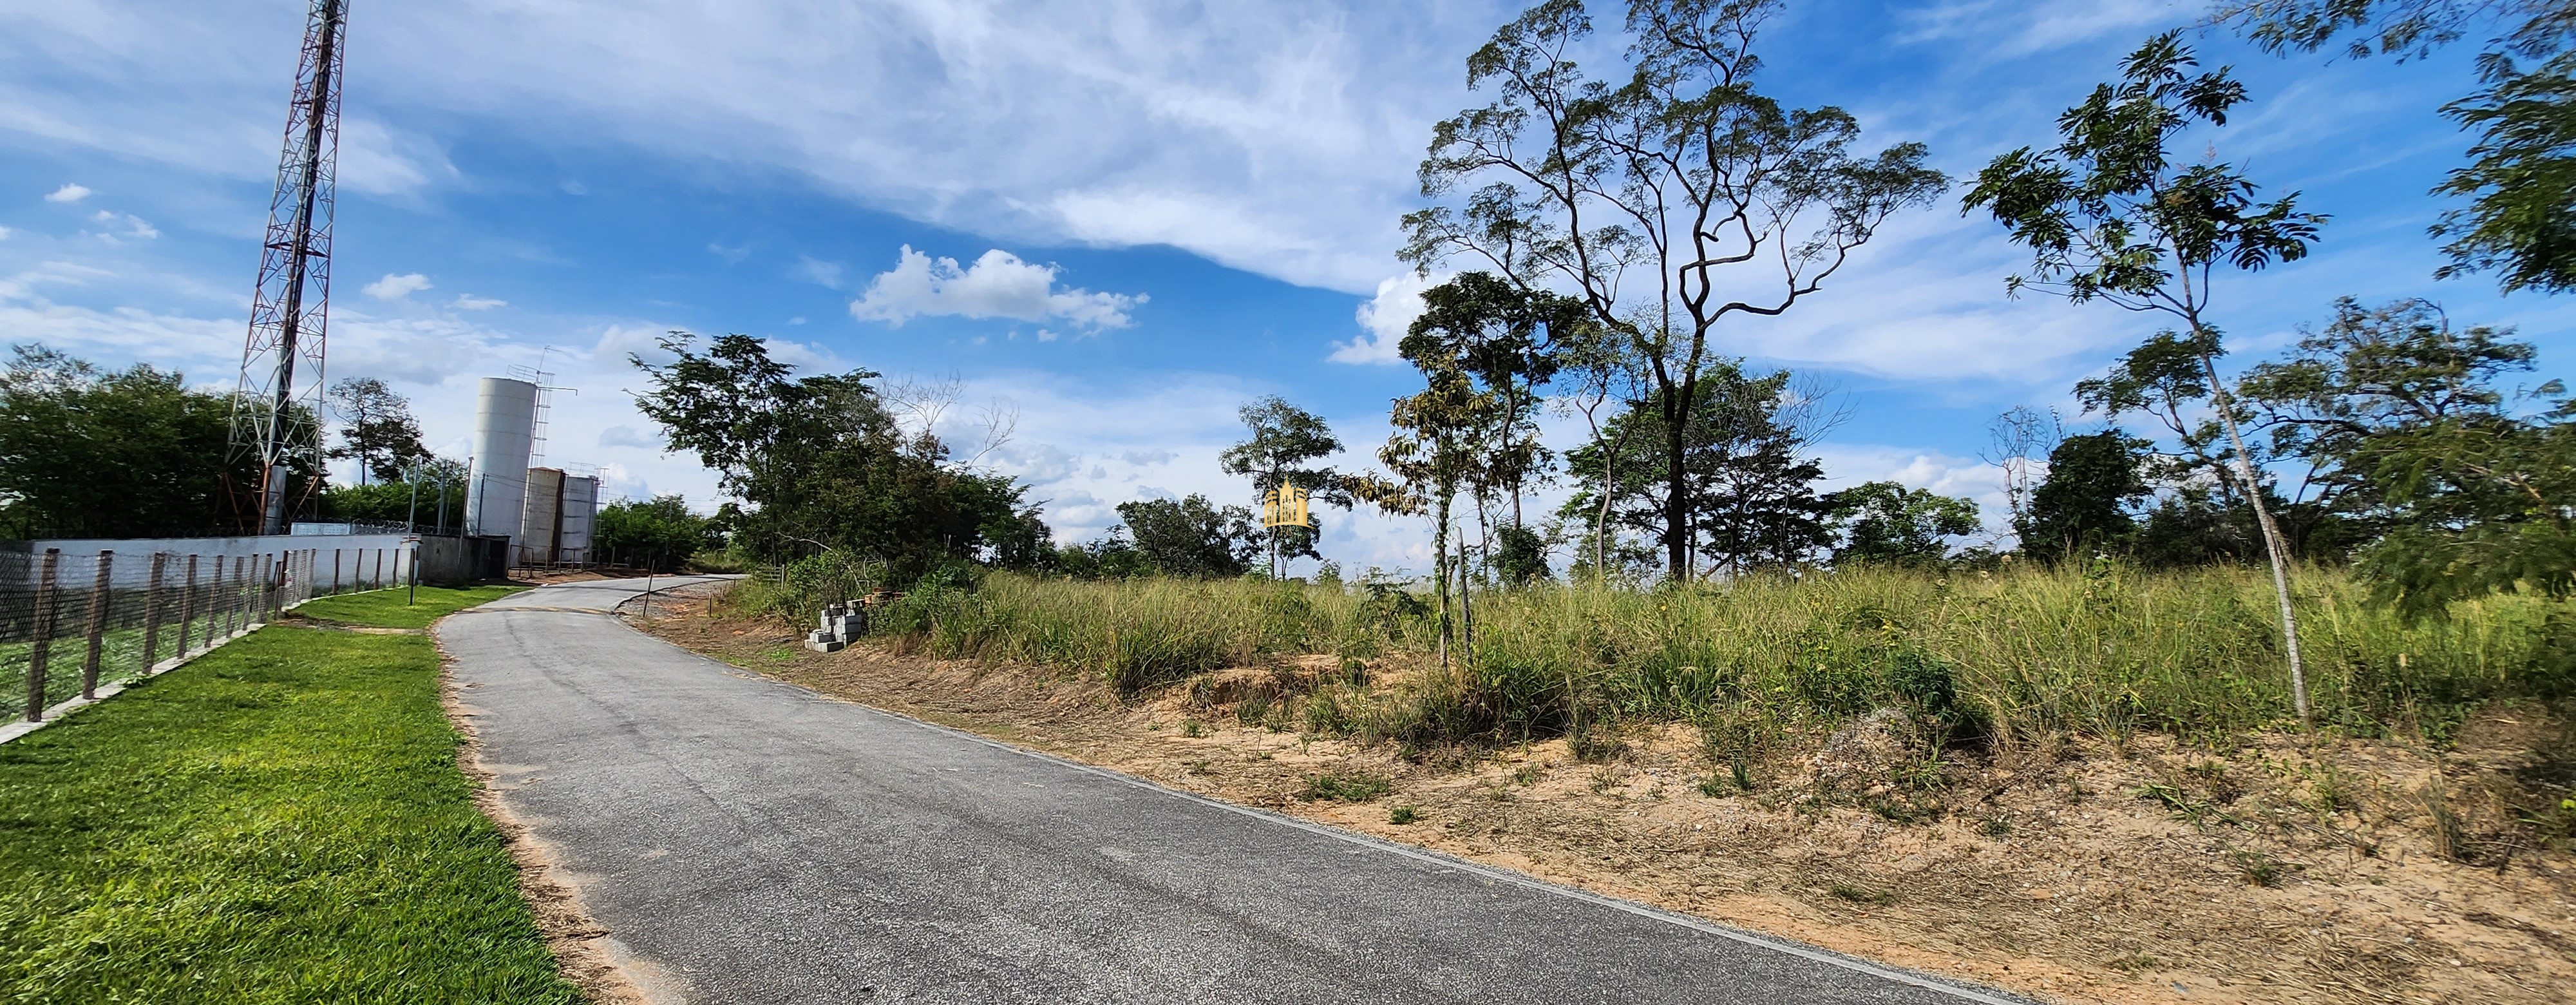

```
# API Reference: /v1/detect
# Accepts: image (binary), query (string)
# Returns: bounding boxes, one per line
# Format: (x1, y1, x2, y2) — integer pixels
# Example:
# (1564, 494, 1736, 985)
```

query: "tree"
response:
(1113, 495, 1261, 579)
(1218, 396, 1349, 577)
(631, 332, 1036, 584)
(2214, 1, 2576, 291)
(1826, 481, 1981, 568)
(1403, 0, 1947, 581)
(595, 495, 721, 571)
(326, 377, 430, 485)
(2235, 296, 2575, 612)
(1564, 361, 1835, 577)
(1402, 273, 1576, 528)
(2016, 432, 2152, 561)
(1965, 31, 2328, 722)
(0, 345, 297, 537)
(1981, 405, 2063, 531)
(1379, 365, 1494, 666)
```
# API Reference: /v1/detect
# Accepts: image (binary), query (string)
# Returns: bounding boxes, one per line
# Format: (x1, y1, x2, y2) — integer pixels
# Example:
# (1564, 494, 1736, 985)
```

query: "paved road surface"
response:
(439, 579, 2020, 1004)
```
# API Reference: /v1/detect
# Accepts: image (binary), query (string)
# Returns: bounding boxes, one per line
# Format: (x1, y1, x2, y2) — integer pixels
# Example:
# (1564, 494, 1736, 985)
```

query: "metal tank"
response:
(558, 475, 599, 564)
(465, 378, 539, 553)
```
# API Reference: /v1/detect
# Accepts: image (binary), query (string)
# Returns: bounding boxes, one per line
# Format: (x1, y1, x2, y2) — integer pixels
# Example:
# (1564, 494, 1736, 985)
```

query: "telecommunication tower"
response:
(231, 0, 350, 535)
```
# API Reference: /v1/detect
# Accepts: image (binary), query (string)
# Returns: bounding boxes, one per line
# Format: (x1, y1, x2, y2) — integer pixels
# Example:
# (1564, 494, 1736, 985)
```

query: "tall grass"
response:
(748, 560, 2571, 747)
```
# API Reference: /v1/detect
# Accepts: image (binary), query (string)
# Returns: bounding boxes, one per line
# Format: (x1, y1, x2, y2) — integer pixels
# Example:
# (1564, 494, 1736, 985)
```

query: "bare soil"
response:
(633, 588, 2576, 1005)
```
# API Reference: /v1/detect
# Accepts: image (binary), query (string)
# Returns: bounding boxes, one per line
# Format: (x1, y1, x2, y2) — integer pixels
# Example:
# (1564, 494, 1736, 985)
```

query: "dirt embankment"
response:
(634, 588, 2576, 1005)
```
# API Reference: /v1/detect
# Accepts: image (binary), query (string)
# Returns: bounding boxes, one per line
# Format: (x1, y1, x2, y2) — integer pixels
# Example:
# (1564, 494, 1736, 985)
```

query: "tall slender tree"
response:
(1965, 32, 2328, 722)
(1403, 0, 1946, 582)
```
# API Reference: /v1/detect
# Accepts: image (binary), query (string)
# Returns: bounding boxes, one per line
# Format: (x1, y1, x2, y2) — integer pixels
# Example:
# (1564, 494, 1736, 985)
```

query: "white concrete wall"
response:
(19, 535, 415, 589)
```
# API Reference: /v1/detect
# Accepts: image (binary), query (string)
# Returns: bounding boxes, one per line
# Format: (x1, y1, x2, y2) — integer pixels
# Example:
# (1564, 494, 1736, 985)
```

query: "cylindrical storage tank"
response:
(557, 475, 599, 564)
(465, 378, 538, 553)
(520, 467, 565, 564)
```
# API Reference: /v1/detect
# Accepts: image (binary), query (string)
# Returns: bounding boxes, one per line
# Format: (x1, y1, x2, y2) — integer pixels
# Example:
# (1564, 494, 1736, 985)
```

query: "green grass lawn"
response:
(0, 585, 578, 1003)
(291, 584, 526, 630)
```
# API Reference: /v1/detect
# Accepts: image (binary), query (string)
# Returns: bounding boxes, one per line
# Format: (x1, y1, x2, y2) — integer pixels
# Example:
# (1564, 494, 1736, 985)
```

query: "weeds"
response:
(1300, 772, 1392, 803)
(2230, 849, 2286, 887)
(1388, 805, 1418, 825)
(1180, 718, 1205, 738)
(1828, 881, 1895, 905)
(835, 563, 2569, 752)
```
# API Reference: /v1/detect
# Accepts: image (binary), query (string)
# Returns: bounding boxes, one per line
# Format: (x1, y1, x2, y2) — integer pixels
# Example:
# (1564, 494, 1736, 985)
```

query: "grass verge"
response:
(291, 584, 526, 630)
(0, 586, 571, 1003)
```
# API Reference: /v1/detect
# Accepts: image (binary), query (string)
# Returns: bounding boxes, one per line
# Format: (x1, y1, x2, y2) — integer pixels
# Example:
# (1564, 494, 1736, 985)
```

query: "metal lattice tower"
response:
(231, 0, 349, 535)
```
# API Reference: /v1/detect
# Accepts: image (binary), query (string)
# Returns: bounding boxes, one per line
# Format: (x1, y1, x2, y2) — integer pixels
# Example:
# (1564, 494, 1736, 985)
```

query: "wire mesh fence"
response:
(1, 542, 415, 723)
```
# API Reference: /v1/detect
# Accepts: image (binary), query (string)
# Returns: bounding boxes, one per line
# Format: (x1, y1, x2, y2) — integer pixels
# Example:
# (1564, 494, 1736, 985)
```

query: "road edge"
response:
(435, 618, 681, 1005)
(609, 582, 2033, 1005)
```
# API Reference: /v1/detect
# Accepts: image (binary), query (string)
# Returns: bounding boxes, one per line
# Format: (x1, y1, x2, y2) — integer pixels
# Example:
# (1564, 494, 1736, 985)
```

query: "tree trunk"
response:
(2197, 350, 2311, 724)
(1433, 484, 1453, 671)
(1663, 401, 1690, 583)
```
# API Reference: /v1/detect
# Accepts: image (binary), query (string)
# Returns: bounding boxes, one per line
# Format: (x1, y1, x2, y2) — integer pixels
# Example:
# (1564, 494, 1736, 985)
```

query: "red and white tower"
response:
(231, 0, 349, 534)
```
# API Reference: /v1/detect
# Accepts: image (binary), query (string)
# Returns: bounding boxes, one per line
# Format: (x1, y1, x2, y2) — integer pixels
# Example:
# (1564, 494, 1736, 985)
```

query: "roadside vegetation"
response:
(737, 563, 2570, 752)
(0, 586, 576, 1003)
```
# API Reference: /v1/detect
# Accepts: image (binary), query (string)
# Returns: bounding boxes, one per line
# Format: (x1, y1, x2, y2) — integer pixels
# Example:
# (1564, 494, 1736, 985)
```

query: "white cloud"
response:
(1899, 0, 2183, 57)
(0, 226, 12, 240)
(793, 256, 844, 288)
(1331, 270, 1438, 365)
(598, 425, 660, 449)
(43, 184, 90, 203)
(0, 1, 1493, 292)
(88, 211, 156, 240)
(336, 118, 460, 196)
(849, 245, 1143, 329)
(452, 294, 507, 311)
(364, 273, 433, 300)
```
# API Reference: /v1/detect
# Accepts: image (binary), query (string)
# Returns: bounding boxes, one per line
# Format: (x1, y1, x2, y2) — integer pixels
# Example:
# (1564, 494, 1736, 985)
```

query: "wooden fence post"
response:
(80, 551, 113, 700)
(224, 556, 243, 638)
(142, 553, 168, 668)
(180, 555, 200, 656)
(25, 549, 60, 721)
(331, 548, 341, 594)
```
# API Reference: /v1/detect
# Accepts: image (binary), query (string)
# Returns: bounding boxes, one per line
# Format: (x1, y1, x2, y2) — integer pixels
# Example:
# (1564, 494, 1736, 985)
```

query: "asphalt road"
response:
(439, 578, 2022, 1005)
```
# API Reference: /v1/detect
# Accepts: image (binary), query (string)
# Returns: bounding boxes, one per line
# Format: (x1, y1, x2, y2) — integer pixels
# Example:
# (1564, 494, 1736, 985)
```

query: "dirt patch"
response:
(437, 634, 670, 1005)
(634, 590, 2576, 1005)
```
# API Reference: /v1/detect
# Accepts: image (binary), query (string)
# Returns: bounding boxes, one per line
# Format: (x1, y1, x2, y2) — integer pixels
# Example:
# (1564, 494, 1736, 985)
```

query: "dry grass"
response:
(639, 584, 2576, 1005)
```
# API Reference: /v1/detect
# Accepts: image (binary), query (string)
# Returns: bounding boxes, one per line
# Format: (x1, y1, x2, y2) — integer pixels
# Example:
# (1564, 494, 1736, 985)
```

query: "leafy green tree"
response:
(1965, 31, 2327, 721)
(0, 345, 298, 537)
(1564, 362, 1833, 577)
(2235, 296, 2575, 612)
(326, 377, 429, 485)
(2214, 1, 2576, 291)
(2017, 432, 2152, 562)
(1378, 365, 1494, 664)
(1826, 481, 1981, 568)
(1401, 273, 1575, 529)
(1403, 0, 1947, 581)
(630, 332, 1036, 584)
(1113, 495, 1260, 579)
(594, 495, 720, 571)
(1218, 396, 1349, 575)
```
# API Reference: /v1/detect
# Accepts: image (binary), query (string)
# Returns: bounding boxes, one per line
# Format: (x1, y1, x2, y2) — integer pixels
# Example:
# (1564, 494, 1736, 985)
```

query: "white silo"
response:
(466, 378, 539, 553)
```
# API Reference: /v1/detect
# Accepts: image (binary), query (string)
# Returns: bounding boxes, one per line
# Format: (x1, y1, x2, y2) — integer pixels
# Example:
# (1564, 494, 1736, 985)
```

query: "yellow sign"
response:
(1262, 484, 1311, 528)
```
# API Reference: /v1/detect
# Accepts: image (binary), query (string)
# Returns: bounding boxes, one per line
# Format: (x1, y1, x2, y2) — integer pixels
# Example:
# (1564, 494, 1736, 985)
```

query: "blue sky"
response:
(3, 0, 2570, 573)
